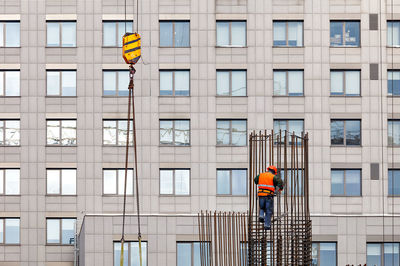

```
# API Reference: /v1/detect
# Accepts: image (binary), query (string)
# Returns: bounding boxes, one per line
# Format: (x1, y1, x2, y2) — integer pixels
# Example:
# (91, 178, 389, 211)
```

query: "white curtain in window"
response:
(345, 71, 360, 95)
(288, 22, 303, 46)
(273, 71, 286, 95)
(330, 71, 343, 94)
(160, 170, 173, 194)
(273, 22, 286, 45)
(288, 71, 303, 95)
(175, 170, 189, 195)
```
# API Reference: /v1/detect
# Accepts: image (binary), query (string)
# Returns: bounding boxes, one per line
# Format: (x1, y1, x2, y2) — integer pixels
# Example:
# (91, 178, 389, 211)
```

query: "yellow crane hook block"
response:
(122, 32, 141, 65)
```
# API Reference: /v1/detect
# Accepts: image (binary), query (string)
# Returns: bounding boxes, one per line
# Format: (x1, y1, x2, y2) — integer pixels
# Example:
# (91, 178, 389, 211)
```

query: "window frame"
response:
(0, 119, 20, 146)
(159, 168, 191, 196)
(366, 242, 400, 265)
(216, 70, 247, 96)
(102, 119, 134, 146)
(0, 169, 20, 196)
(113, 241, 148, 266)
(176, 241, 210, 266)
(330, 169, 362, 197)
(0, 21, 20, 47)
(46, 218, 76, 246)
(102, 20, 134, 48)
(312, 242, 337, 266)
(330, 20, 361, 47)
(102, 70, 130, 97)
(388, 120, 400, 146)
(159, 20, 190, 48)
(273, 70, 304, 96)
(388, 70, 400, 96)
(216, 20, 247, 47)
(46, 21, 77, 48)
(46, 70, 77, 97)
(159, 70, 190, 96)
(216, 168, 247, 196)
(272, 20, 304, 47)
(0, 70, 20, 97)
(102, 168, 134, 196)
(273, 119, 305, 136)
(46, 169, 77, 196)
(330, 70, 361, 96)
(0, 218, 20, 245)
(388, 169, 400, 196)
(387, 21, 400, 47)
(330, 119, 361, 146)
(46, 119, 77, 146)
(216, 119, 247, 147)
(159, 119, 191, 146)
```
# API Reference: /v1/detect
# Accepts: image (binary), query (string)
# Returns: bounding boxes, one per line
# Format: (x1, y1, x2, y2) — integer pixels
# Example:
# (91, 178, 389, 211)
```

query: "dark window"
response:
(330, 120, 361, 146)
(330, 21, 360, 47)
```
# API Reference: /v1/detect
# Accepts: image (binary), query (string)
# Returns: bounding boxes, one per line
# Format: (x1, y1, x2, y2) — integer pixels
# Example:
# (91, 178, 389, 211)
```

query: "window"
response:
(46, 169, 76, 195)
(389, 120, 400, 146)
(367, 243, 400, 266)
(47, 21, 76, 47)
(216, 119, 247, 146)
(273, 119, 304, 137)
(273, 70, 304, 96)
(160, 120, 190, 146)
(103, 21, 133, 47)
(273, 21, 303, 47)
(0, 71, 20, 96)
(177, 242, 210, 266)
(0, 120, 20, 146)
(103, 169, 133, 195)
(330, 21, 360, 47)
(103, 70, 129, 96)
(331, 169, 361, 196)
(217, 70, 246, 96)
(46, 120, 77, 146)
(159, 21, 190, 47)
(46, 218, 76, 245)
(160, 70, 190, 96)
(280, 169, 304, 196)
(312, 242, 337, 266)
(46, 71, 76, 96)
(0, 22, 20, 47)
(389, 170, 400, 196)
(330, 70, 360, 96)
(216, 21, 246, 47)
(160, 169, 190, 196)
(114, 241, 147, 266)
(330, 120, 361, 146)
(388, 21, 400, 47)
(217, 169, 247, 196)
(0, 169, 19, 195)
(388, 70, 400, 96)
(103, 120, 133, 146)
(0, 218, 19, 244)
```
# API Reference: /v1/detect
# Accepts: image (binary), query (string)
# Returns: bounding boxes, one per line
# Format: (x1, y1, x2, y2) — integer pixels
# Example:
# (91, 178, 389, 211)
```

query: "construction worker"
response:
(254, 165, 284, 230)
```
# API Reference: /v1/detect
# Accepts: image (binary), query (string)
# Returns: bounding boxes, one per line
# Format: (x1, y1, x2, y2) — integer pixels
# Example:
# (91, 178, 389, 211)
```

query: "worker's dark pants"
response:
(259, 196, 273, 228)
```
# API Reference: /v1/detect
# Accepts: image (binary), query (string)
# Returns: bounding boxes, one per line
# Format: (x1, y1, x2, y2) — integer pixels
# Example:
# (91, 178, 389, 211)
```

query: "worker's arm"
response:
(254, 175, 260, 185)
(273, 175, 284, 191)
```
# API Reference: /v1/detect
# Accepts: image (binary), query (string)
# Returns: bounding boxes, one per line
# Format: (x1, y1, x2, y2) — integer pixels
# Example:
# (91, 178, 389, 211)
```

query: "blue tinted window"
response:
(388, 71, 400, 96)
(330, 21, 360, 47)
(389, 170, 400, 196)
(331, 120, 361, 146)
(331, 169, 361, 196)
(160, 21, 189, 47)
(160, 22, 173, 47)
(312, 242, 337, 266)
(346, 120, 361, 145)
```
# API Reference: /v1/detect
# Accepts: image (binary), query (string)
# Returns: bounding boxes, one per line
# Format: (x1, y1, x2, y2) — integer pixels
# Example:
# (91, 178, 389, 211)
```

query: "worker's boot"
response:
(258, 217, 264, 223)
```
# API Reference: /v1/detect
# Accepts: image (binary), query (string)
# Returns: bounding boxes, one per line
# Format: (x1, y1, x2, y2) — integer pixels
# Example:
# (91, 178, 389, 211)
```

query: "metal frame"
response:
(46, 119, 77, 146)
(216, 70, 247, 96)
(102, 20, 134, 48)
(103, 70, 130, 96)
(330, 20, 361, 47)
(46, 70, 77, 96)
(0, 119, 20, 146)
(273, 70, 304, 96)
(330, 169, 362, 197)
(159, 69, 190, 96)
(102, 168, 134, 196)
(102, 119, 133, 146)
(216, 20, 247, 47)
(216, 168, 247, 196)
(330, 119, 361, 146)
(159, 168, 191, 196)
(216, 119, 247, 146)
(112, 241, 148, 266)
(46, 168, 77, 196)
(46, 218, 76, 246)
(159, 20, 190, 48)
(272, 20, 304, 47)
(159, 119, 191, 146)
(330, 70, 361, 96)
(46, 21, 77, 47)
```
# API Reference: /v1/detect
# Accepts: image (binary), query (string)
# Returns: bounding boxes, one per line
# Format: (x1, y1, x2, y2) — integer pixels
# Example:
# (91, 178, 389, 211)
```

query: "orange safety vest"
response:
(258, 172, 275, 196)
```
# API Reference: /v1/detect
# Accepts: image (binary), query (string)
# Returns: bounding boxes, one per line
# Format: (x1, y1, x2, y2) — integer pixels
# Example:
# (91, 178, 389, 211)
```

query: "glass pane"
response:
(345, 71, 360, 96)
(131, 242, 147, 266)
(47, 170, 60, 194)
(0, 72, 3, 95)
(118, 120, 133, 146)
(288, 71, 303, 96)
(47, 120, 60, 145)
(5, 120, 20, 145)
(388, 71, 400, 96)
(160, 71, 173, 96)
(174, 22, 190, 47)
(0, 171, 3, 194)
(5, 219, 19, 244)
(273, 22, 286, 46)
(231, 22, 246, 46)
(345, 120, 361, 145)
(61, 120, 77, 146)
(273, 120, 287, 132)
(114, 242, 129, 266)
(175, 170, 190, 195)
(0, 121, 3, 145)
(47, 219, 60, 244)
(389, 121, 400, 145)
(330, 21, 343, 46)
(231, 120, 247, 146)
(61, 22, 76, 47)
(160, 170, 173, 194)
(62, 219, 75, 244)
(345, 170, 361, 196)
(177, 243, 192, 266)
(160, 120, 173, 144)
(5, 22, 20, 47)
(232, 71, 246, 96)
(47, 23, 60, 46)
(367, 243, 382, 266)
(5, 71, 19, 96)
(331, 71, 344, 95)
(393, 22, 400, 46)
(5, 169, 19, 195)
(103, 170, 117, 194)
(232, 170, 247, 195)
(388, 22, 394, 46)
(345, 21, 360, 47)
(175, 71, 190, 96)
(217, 170, 230, 194)
(117, 22, 132, 47)
(0, 24, 3, 46)
(194, 242, 209, 266)
(160, 22, 173, 47)
(389, 170, 400, 196)
(288, 22, 302, 46)
(217, 71, 230, 96)
(62, 71, 76, 96)
(273, 71, 286, 96)
(319, 243, 336, 266)
(331, 120, 344, 145)
(103, 120, 117, 145)
(217, 120, 230, 145)
(331, 170, 345, 195)
(103, 22, 116, 46)
(384, 243, 399, 266)
(118, 169, 133, 195)
(288, 120, 304, 137)
(174, 120, 190, 145)
(47, 71, 60, 95)
(62, 169, 76, 195)
(0, 220, 3, 243)
(312, 243, 318, 266)
(104, 72, 117, 96)
(216, 22, 229, 46)
(118, 71, 129, 96)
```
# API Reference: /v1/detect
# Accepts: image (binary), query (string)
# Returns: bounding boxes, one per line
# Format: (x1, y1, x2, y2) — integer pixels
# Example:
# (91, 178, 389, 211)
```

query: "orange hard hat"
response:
(267, 165, 277, 175)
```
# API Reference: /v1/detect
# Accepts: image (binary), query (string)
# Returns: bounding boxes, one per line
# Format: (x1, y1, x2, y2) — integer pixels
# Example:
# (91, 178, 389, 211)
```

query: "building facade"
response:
(0, 0, 399, 265)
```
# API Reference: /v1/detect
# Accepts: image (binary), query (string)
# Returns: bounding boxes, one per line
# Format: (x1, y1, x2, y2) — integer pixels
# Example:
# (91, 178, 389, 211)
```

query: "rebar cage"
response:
(198, 130, 312, 265)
